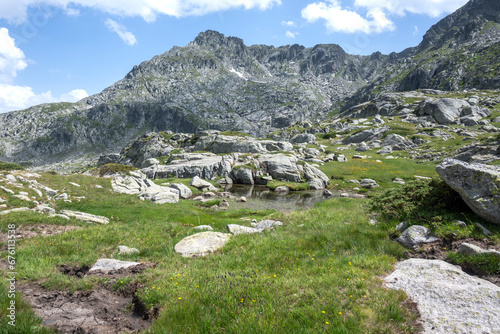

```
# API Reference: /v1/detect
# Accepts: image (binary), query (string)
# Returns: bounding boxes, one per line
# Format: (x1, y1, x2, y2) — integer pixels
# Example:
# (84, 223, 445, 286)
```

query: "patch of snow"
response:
(230, 67, 247, 80)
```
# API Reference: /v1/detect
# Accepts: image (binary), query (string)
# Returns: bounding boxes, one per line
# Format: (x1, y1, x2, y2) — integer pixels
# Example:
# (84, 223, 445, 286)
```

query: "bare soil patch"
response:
(0, 224, 81, 242)
(20, 283, 151, 334)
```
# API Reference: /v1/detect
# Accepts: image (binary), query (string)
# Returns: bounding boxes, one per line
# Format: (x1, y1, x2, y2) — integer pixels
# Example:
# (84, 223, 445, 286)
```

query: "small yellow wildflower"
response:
(322, 311, 325, 314)
(326, 322, 329, 325)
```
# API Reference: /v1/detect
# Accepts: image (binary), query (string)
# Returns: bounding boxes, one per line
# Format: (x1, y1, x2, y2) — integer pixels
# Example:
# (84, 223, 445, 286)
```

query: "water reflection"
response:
(225, 184, 332, 212)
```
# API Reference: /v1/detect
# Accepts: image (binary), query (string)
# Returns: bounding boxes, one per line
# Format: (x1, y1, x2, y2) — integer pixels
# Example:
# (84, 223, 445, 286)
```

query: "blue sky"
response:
(0, 0, 469, 113)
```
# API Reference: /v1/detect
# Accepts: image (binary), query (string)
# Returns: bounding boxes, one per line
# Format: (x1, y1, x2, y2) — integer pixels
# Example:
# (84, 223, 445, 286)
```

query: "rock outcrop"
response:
(384, 259, 500, 334)
(174, 232, 232, 258)
(436, 159, 500, 225)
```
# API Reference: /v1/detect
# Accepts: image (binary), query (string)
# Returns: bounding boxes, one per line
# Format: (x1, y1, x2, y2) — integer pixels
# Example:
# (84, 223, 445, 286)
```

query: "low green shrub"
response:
(99, 163, 136, 177)
(0, 161, 24, 171)
(447, 252, 500, 275)
(266, 180, 310, 191)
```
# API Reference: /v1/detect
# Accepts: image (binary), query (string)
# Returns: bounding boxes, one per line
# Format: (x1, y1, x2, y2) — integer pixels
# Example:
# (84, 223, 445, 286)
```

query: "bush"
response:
(99, 163, 136, 177)
(317, 132, 337, 140)
(447, 252, 500, 275)
(370, 178, 470, 221)
(0, 161, 24, 171)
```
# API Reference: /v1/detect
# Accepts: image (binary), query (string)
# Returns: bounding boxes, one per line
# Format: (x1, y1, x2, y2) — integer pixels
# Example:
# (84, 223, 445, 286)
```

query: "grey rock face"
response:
(436, 159, 500, 225)
(381, 134, 415, 150)
(291, 133, 316, 144)
(190, 176, 218, 191)
(397, 225, 439, 249)
(88, 259, 140, 273)
(384, 259, 500, 334)
(193, 134, 291, 154)
(174, 231, 232, 258)
(257, 154, 302, 183)
(419, 98, 470, 124)
(231, 167, 255, 185)
(151, 153, 233, 180)
(342, 127, 389, 144)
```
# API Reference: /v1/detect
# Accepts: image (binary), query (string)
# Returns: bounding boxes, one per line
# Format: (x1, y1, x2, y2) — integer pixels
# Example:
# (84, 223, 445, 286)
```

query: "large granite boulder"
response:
(381, 134, 415, 150)
(231, 167, 255, 185)
(167, 183, 192, 199)
(396, 225, 439, 250)
(193, 134, 292, 154)
(290, 133, 316, 144)
(342, 127, 389, 144)
(148, 153, 234, 180)
(174, 232, 232, 258)
(419, 98, 470, 124)
(302, 164, 330, 189)
(257, 154, 302, 182)
(111, 170, 155, 195)
(436, 159, 500, 225)
(384, 259, 500, 334)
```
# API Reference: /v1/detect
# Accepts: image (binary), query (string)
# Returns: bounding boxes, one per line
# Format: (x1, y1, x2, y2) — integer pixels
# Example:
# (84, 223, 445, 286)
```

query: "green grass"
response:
(0, 162, 24, 171)
(219, 131, 253, 137)
(99, 163, 136, 177)
(0, 172, 423, 333)
(447, 252, 500, 275)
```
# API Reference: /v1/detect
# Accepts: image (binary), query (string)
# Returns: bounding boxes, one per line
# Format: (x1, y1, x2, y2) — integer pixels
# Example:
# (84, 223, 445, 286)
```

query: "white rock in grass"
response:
(174, 232, 231, 258)
(255, 219, 283, 232)
(118, 246, 140, 255)
(60, 210, 110, 224)
(0, 207, 30, 215)
(384, 259, 500, 334)
(397, 225, 438, 250)
(194, 225, 213, 231)
(88, 259, 140, 273)
(0, 186, 14, 194)
(226, 224, 260, 235)
(69, 182, 80, 187)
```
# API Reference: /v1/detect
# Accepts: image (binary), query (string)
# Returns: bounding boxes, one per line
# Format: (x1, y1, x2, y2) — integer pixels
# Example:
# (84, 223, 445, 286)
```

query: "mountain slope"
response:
(1, 0, 500, 167)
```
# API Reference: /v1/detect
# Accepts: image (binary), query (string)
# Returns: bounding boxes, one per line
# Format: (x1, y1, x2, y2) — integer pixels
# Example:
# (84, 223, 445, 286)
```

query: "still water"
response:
(225, 184, 332, 212)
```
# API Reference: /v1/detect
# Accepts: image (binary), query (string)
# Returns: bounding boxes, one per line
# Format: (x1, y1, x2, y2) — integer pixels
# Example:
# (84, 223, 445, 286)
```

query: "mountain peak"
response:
(193, 30, 245, 50)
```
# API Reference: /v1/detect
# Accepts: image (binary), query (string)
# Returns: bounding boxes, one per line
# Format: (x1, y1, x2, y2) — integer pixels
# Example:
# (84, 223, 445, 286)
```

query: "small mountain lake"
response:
(225, 184, 339, 211)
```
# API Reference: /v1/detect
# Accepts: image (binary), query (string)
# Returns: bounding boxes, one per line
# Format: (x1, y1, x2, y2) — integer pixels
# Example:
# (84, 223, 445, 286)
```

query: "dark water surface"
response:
(225, 184, 334, 212)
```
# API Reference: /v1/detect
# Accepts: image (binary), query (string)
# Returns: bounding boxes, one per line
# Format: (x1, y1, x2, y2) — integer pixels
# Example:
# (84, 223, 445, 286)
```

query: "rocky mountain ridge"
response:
(1, 0, 499, 167)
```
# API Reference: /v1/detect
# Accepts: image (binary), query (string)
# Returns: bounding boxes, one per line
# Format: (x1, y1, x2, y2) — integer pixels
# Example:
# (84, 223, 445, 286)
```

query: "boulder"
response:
(88, 259, 140, 273)
(150, 153, 234, 180)
(436, 159, 500, 225)
(255, 219, 283, 232)
(308, 179, 324, 190)
(174, 232, 232, 258)
(302, 164, 330, 188)
(226, 224, 260, 235)
(151, 191, 179, 204)
(193, 134, 292, 154)
(112, 171, 150, 195)
(355, 142, 369, 152)
(384, 259, 500, 334)
(360, 179, 379, 189)
(419, 98, 469, 124)
(274, 186, 289, 193)
(194, 225, 213, 231)
(290, 133, 316, 144)
(0, 207, 30, 216)
(396, 225, 439, 250)
(190, 176, 218, 191)
(97, 154, 122, 167)
(60, 210, 110, 224)
(167, 183, 192, 199)
(257, 154, 302, 182)
(231, 167, 255, 185)
(457, 243, 500, 258)
(381, 134, 415, 150)
(342, 127, 388, 144)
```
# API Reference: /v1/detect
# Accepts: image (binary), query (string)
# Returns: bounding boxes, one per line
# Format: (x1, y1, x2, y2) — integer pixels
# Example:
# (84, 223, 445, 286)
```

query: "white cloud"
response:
(0, 85, 89, 113)
(105, 19, 137, 46)
(302, 1, 394, 34)
(0, 28, 88, 113)
(353, 0, 468, 18)
(0, 28, 28, 83)
(285, 31, 298, 38)
(281, 20, 296, 27)
(413, 25, 419, 35)
(302, 0, 468, 34)
(0, 0, 282, 24)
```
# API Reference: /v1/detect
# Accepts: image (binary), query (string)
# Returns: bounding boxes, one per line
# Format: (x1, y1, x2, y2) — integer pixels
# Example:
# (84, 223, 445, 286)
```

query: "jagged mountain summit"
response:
(1, 0, 499, 167)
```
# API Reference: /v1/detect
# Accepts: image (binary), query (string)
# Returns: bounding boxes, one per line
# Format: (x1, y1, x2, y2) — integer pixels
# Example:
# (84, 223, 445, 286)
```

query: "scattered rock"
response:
(397, 225, 439, 250)
(69, 182, 80, 187)
(395, 221, 409, 232)
(475, 223, 492, 235)
(60, 210, 110, 224)
(274, 186, 289, 193)
(360, 179, 379, 189)
(167, 183, 192, 199)
(0, 207, 30, 216)
(0, 186, 14, 194)
(340, 193, 349, 197)
(118, 246, 140, 255)
(453, 220, 467, 228)
(392, 178, 405, 185)
(54, 193, 69, 200)
(174, 232, 232, 258)
(226, 224, 260, 235)
(436, 159, 500, 225)
(151, 191, 179, 204)
(194, 225, 213, 231)
(323, 190, 332, 197)
(458, 243, 500, 258)
(236, 196, 247, 202)
(88, 259, 141, 273)
(384, 259, 500, 334)
(13, 194, 31, 201)
(190, 176, 218, 191)
(255, 219, 283, 231)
